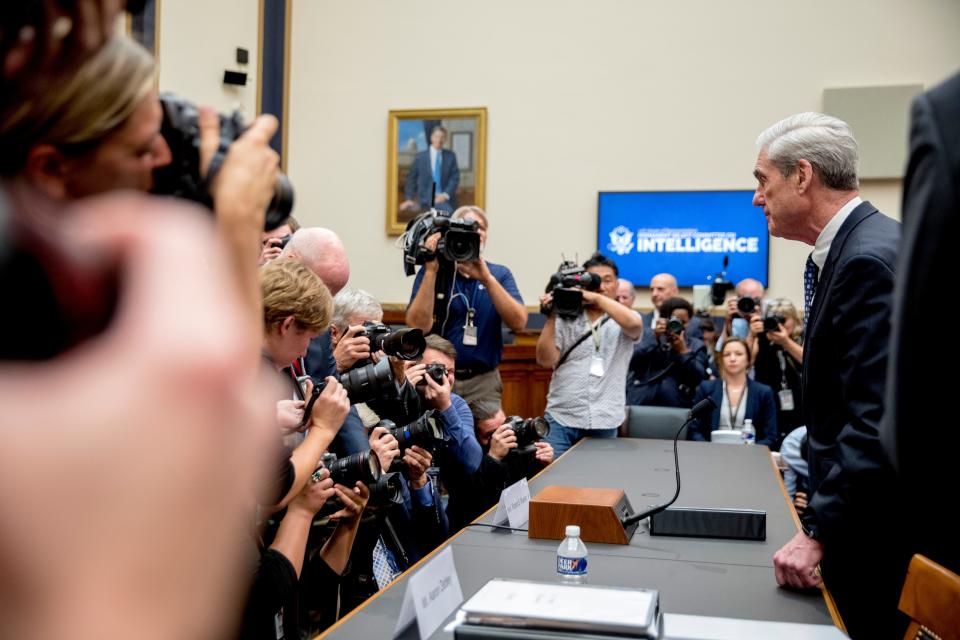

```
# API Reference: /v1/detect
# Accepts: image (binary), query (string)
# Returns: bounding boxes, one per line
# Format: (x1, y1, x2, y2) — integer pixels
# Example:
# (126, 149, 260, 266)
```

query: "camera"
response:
(737, 296, 760, 315)
(400, 211, 481, 275)
(367, 472, 405, 509)
(153, 93, 294, 232)
(503, 415, 550, 448)
(542, 260, 602, 319)
(709, 256, 735, 306)
(297, 358, 400, 416)
(415, 363, 447, 387)
(380, 410, 445, 453)
(666, 316, 685, 334)
(763, 313, 786, 333)
(360, 321, 425, 361)
(319, 451, 382, 487)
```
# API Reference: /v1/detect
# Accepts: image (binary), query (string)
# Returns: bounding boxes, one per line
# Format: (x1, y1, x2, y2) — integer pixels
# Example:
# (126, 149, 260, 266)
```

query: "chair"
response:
(623, 405, 689, 440)
(898, 554, 960, 640)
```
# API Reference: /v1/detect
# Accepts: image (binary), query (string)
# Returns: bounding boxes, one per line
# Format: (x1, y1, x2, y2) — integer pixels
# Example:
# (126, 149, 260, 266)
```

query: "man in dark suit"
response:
(755, 113, 904, 638)
(401, 125, 460, 214)
(882, 72, 960, 578)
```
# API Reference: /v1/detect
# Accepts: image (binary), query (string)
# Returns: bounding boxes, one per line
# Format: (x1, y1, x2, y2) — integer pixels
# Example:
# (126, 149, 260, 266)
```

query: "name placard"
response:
(393, 546, 464, 639)
(493, 477, 531, 528)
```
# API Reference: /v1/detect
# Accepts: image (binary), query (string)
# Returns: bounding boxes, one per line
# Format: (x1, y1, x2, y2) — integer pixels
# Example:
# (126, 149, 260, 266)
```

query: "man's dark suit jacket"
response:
(687, 378, 778, 448)
(802, 200, 903, 638)
(404, 148, 460, 212)
(882, 72, 960, 577)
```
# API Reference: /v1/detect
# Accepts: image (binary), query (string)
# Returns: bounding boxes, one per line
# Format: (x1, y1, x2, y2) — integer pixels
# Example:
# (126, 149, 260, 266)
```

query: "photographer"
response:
(748, 298, 805, 447)
(721, 277, 767, 344)
(626, 296, 710, 408)
(259, 214, 300, 265)
(448, 400, 555, 525)
(240, 469, 369, 640)
(260, 259, 350, 509)
(2, 34, 280, 331)
(405, 206, 527, 407)
(537, 252, 643, 456)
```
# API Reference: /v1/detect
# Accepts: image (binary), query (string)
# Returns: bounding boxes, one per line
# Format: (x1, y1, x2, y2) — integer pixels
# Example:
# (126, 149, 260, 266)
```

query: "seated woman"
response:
(687, 337, 777, 447)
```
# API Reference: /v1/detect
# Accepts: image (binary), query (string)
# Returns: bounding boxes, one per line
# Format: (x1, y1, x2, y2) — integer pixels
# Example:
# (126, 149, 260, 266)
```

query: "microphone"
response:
(620, 397, 716, 528)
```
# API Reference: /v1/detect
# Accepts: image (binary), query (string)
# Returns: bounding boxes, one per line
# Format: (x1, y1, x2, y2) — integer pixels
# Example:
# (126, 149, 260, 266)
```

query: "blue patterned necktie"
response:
(372, 537, 401, 589)
(432, 151, 442, 192)
(804, 253, 820, 324)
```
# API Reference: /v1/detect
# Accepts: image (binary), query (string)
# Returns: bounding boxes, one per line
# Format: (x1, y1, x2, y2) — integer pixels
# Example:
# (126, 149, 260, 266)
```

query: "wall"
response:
(269, 2, 957, 308)
(156, 0, 261, 118)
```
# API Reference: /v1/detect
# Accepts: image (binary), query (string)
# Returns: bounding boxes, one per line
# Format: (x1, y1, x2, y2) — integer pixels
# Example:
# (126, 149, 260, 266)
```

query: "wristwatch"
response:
(801, 521, 820, 541)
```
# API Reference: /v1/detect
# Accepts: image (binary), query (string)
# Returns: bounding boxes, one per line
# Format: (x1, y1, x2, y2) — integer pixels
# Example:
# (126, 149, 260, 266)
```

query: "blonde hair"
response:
(452, 205, 488, 231)
(0, 34, 156, 175)
(260, 259, 333, 334)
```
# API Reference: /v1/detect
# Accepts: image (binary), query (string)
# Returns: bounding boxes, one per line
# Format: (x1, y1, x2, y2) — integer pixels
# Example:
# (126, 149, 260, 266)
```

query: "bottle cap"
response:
(565, 525, 580, 537)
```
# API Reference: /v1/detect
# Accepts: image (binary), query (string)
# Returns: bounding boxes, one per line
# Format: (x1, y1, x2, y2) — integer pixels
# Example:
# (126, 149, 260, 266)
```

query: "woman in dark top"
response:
(688, 337, 778, 448)
(748, 298, 804, 450)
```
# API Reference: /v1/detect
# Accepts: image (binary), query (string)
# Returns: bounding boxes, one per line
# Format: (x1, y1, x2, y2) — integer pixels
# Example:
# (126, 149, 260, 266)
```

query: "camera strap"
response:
(555, 316, 610, 370)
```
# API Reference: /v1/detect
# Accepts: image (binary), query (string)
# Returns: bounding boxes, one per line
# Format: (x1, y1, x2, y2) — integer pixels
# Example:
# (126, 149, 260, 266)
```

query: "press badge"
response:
(778, 389, 795, 411)
(463, 309, 478, 346)
(590, 353, 605, 377)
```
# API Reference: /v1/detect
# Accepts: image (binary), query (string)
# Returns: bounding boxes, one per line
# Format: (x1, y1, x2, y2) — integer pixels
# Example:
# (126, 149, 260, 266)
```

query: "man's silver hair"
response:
(331, 288, 382, 333)
(756, 112, 859, 191)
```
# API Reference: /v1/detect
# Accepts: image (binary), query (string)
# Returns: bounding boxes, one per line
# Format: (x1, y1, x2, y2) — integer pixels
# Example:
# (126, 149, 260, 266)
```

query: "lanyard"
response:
(455, 276, 479, 313)
(589, 314, 606, 352)
(776, 350, 790, 390)
(724, 381, 746, 426)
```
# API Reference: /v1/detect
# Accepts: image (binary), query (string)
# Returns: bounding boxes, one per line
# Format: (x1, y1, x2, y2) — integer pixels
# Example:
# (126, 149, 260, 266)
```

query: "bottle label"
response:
(557, 556, 588, 575)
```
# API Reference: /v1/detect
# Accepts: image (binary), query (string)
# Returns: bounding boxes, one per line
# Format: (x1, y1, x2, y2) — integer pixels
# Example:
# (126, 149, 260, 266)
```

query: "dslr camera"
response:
(763, 313, 786, 333)
(542, 260, 601, 319)
(359, 321, 425, 362)
(153, 93, 294, 231)
(296, 358, 400, 428)
(377, 410, 446, 454)
(503, 416, 550, 449)
(709, 256, 735, 306)
(314, 451, 382, 518)
(415, 363, 447, 387)
(401, 211, 481, 275)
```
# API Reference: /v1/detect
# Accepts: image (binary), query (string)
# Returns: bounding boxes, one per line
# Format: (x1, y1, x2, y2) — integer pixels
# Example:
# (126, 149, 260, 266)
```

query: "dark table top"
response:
(319, 438, 834, 639)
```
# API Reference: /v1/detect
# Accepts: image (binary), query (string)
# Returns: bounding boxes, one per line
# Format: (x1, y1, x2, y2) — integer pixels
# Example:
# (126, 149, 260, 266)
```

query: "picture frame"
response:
(386, 107, 487, 236)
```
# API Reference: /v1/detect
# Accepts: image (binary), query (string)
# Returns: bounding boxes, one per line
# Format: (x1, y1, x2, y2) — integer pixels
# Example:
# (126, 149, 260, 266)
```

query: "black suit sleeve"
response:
(805, 254, 895, 543)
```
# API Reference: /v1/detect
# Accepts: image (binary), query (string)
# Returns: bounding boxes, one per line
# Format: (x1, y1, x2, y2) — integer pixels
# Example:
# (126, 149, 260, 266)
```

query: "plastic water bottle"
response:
(741, 419, 756, 445)
(556, 525, 588, 583)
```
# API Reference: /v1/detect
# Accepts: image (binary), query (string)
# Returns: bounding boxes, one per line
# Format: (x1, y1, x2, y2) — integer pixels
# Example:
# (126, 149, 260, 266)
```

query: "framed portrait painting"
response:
(386, 107, 487, 236)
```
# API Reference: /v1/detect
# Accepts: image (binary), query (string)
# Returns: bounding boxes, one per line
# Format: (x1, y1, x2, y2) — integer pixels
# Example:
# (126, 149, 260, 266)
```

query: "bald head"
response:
(280, 227, 350, 294)
(736, 278, 765, 301)
(649, 273, 678, 311)
(616, 278, 636, 307)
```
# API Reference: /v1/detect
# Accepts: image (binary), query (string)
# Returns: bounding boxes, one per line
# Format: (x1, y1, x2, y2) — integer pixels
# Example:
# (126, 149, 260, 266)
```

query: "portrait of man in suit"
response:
(387, 108, 487, 235)
(754, 113, 904, 639)
(400, 124, 460, 214)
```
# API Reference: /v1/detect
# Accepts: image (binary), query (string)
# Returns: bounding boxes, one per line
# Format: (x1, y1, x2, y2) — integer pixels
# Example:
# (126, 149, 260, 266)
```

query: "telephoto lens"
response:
(321, 451, 382, 487)
(339, 357, 397, 404)
(385, 411, 445, 452)
(367, 472, 406, 508)
(362, 321, 426, 361)
(504, 416, 550, 447)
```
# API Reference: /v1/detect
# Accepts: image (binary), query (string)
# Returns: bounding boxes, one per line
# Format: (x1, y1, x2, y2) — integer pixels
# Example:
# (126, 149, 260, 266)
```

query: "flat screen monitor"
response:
(597, 190, 769, 288)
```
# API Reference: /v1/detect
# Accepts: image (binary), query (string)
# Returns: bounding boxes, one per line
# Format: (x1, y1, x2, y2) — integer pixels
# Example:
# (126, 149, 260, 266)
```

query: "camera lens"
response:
(373, 327, 426, 360)
(506, 416, 550, 447)
(737, 297, 757, 314)
(326, 450, 381, 486)
(339, 358, 396, 404)
(442, 229, 481, 262)
(368, 472, 405, 507)
(388, 411, 445, 452)
(667, 317, 684, 334)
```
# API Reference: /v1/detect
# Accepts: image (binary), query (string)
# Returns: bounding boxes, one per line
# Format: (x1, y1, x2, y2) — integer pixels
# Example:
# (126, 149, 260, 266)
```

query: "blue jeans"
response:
(544, 413, 618, 458)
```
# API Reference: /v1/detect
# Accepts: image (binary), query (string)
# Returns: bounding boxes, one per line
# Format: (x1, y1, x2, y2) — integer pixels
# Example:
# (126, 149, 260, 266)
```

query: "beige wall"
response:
(198, 0, 954, 309)
(157, 0, 260, 118)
